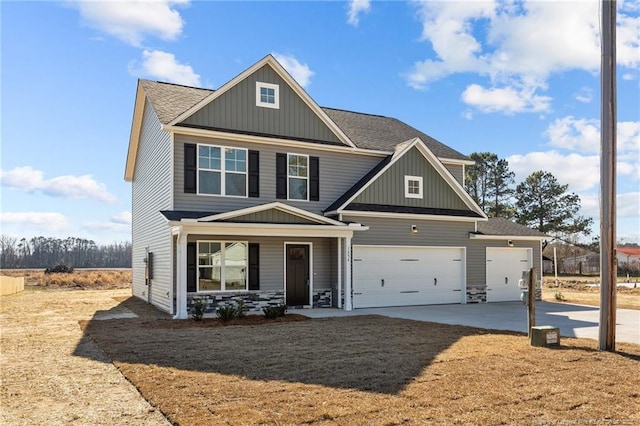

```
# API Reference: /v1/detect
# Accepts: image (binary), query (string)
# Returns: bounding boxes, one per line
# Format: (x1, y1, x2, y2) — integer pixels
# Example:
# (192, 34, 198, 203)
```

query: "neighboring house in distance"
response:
(617, 247, 640, 274)
(124, 54, 547, 318)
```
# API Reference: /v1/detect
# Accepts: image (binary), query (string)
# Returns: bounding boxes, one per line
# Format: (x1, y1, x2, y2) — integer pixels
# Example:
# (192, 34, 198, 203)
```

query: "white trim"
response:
(344, 236, 352, 311)
(284, 242, 313, 307)
(469, 233, 547, 241)
(174, 232, 188, 319)
(256, 81, 280, 109)
(440, 157, 475, 166)
(337, 238, 342, 309)
(168, 54, 356, 148)
(125, 83, 147, 181)
(194, 202, 347, 226)
(404, 175, 423, 199)
(174, 222, 367, 238)
(341, 210, 485, 223)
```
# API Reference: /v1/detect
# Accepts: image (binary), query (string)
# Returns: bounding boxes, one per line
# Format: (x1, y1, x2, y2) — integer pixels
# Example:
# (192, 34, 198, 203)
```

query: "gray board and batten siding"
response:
(131, 102, 174, 313)
(173, 134, 383, 215)
(181, 65, 343, 145)
(351, 146, 470, 210)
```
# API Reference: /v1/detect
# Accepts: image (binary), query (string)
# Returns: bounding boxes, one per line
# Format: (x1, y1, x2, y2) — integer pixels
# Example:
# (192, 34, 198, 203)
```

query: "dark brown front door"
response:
(286, 245, 309, 306)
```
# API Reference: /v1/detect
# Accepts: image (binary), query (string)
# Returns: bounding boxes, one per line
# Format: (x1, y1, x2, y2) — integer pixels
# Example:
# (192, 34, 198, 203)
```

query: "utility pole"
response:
(598, 0, 617, 352)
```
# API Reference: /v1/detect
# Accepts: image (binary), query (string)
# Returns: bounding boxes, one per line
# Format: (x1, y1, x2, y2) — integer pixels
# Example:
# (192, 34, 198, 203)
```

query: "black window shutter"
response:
(310, 156, 319, 201)
(248, 243, 260, 290)
(276, 153, 287, 199)
(248, 150, 260, 198)
(187, 242, 197, 292)
(184, 143, 197, 194)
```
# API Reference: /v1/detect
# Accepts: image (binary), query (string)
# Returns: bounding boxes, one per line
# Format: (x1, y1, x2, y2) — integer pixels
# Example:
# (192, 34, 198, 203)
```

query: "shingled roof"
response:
(139, 79, 470, 161)
(477, 218, 548, 238)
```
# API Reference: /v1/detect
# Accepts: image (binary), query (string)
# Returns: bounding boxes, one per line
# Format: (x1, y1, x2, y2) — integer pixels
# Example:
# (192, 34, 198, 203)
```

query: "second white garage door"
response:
(352, 245, 465, 309)
(486, 247, 532, 302)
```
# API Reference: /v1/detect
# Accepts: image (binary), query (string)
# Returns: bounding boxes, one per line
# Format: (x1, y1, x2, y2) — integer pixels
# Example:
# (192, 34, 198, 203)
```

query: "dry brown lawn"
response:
(80, 297, 640, 426)
(0, 268, 131, 290)
(543, 275, 640, 310)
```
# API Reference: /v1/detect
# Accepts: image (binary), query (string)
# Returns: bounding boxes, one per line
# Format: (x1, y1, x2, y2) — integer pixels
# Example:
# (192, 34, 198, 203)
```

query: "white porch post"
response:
(337, 238, 342, 309)
(174, 231, 188, 319)
(344, 236, 352, 311)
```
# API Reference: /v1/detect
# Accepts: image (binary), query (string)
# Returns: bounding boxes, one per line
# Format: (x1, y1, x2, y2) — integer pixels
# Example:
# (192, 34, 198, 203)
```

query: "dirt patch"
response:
(81, 303, 640, 425)
(0, 288, 169, 425)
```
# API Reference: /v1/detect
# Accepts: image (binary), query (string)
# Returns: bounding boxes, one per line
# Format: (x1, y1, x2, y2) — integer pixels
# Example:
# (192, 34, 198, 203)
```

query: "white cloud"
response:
(131, 49, 200, 86)
(0, 212, 72, 234)
(347, 0, 371, 27)
(0, 166, 118, 204)
(406, 1, 640, 113)
(574, 87, 593, 103)
(273, 53, 315, 88)
(545, 117, 640, 154)
(461, 81, 551, 114)
(71, 0, 189, 46)
(618, 192, 640, 218)
(507, 151, 600, 192)
(111, 211, 132, 225)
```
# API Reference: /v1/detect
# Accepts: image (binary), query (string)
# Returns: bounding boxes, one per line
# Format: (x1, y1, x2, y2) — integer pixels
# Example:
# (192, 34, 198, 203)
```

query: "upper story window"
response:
(256, 82, 279, 109)
(198, 144, 247, 197)
(288, 154, 308, 200)
(405, 175, 423, 199)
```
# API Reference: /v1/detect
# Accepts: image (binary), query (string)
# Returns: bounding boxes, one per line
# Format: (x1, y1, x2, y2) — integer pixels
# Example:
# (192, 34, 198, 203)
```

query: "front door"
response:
(286, 244, 310, 306)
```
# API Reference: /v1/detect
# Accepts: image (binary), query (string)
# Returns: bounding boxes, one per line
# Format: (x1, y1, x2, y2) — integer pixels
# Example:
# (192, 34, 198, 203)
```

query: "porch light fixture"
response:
(411, 225, 419, 234)
(507, 240, 514, 247)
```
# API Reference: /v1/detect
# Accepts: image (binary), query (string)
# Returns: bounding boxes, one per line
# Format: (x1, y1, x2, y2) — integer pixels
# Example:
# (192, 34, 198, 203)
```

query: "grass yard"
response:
(80, 297, 640, 426)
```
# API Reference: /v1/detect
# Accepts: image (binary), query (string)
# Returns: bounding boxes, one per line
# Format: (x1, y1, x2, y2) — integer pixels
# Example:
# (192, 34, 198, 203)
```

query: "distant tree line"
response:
(0, 235, 131, 269)
(465, 152, 593, 243)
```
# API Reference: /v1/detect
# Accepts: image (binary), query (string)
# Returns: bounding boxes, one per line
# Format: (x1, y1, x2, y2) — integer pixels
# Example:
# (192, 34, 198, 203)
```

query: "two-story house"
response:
(125, 54, 547, 318)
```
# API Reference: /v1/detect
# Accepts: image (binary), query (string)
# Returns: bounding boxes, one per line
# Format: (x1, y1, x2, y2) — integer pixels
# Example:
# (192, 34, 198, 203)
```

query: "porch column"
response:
(337, 238, 342, 309)
(344, 236, 353, 311)
(174, 231, 188, 319)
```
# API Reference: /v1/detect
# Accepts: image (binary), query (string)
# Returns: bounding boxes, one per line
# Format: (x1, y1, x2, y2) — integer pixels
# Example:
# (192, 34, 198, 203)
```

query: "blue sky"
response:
(1, 0, 639, 245)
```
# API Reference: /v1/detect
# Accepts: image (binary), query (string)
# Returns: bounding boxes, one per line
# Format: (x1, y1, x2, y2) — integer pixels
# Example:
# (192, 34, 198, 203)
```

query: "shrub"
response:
(554, 291, 565, 301)
(44, 264, 74, 274)
(191, 298, 207, 321)
(263, 304, 287, 319)
(216, 304, 238, 322)
(236, 300, 247, 318)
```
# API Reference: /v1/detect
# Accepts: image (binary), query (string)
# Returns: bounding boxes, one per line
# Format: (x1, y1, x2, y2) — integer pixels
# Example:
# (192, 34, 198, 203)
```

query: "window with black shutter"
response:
(310, 156, 319, 201)
(248, 150, 260, 198)
(248, 243, 260, 290)
(184, 144, 197, 193)
(276, 153, 287, 199)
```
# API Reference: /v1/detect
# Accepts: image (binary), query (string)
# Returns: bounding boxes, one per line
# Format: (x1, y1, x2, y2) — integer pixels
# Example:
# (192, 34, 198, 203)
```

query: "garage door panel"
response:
(486, 248, 532, 302)
(353, 246, 465, 308)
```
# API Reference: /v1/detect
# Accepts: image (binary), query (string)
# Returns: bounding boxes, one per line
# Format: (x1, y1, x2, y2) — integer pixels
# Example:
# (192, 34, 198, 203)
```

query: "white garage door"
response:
(352, 246, 465, 309)
(486, 248, 532, 302)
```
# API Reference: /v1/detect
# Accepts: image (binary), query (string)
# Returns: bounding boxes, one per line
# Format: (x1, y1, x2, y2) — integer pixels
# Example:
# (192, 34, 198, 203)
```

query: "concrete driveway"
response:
(303, 301, 640, 344)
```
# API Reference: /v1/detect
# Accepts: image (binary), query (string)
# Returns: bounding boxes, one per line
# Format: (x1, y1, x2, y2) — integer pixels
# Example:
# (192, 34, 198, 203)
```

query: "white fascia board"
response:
(178, 222, 367, 238)
(469, 233, 548, 241)
(163, 125, 389, 158)
(124, 82, 147, 182)
(167, 54, 356, 148)
(440, 157, 475, 166)
(341, 210, 484, 223)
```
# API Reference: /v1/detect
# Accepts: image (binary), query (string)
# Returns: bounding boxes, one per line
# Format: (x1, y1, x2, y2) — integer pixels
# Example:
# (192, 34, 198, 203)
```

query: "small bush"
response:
(263, 304, 287, 319)
(216, 304, 238, 322)
(44, 264, 74, 274)
(191, 298, 207, 321)
(236, 300, 247, 318)
(554, 291, 565, 301)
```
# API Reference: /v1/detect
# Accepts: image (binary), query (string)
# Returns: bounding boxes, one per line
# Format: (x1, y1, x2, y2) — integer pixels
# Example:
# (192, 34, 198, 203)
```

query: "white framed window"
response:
(405, 175, 423, 199)
(197, 241, 248, 292)
(288, 153, 308, 200)
(256, 82, 279, 109)
(198, 144, 247, 197)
